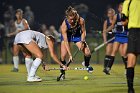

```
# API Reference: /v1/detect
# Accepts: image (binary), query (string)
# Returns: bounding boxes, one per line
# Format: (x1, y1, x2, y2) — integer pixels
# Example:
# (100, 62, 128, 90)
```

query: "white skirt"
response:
(14, 30, 33, 44)
(14, 30, 48, 49)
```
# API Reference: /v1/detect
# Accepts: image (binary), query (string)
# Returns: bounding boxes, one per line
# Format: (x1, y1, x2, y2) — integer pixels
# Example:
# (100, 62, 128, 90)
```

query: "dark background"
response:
(0, 0, 124, 31)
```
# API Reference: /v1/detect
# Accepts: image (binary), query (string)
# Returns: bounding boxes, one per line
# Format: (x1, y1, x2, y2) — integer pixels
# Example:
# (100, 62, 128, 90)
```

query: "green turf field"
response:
(0, 64, 140, 93)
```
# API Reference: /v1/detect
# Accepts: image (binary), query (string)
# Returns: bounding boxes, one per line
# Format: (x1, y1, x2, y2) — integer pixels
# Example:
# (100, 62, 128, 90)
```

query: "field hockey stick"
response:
(57, 49, 79, 81)
(49, 67, 87, 71)
(91, 37, 115, 54)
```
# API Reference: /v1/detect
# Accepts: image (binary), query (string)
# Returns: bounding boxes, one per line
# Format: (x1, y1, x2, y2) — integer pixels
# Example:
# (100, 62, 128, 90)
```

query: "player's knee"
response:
(13, 50, 19, 56)
(84, 49, 91, 56)
(35, 53, 43, 59)
(121, 51, 126, 57)
(112, 49, 117, 56)
(127, 62, 135, 68)
(13, 48, 19, 56)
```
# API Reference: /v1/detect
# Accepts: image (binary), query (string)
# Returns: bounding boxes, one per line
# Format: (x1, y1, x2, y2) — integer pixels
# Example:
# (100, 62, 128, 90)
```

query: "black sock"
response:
(122, 56, 127, 69)
(104, 55, 110, 69)
(84, 55, 91, 67)
(60, 59, 66, 74)
(127, 67, 134, 90)
(106, 56, 115, 69)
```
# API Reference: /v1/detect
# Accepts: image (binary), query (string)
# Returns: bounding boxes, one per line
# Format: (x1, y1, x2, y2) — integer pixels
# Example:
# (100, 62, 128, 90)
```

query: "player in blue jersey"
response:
(60, 6, 93, 79)
(102, 8, 115, 74)
(103, 3, 128, 75)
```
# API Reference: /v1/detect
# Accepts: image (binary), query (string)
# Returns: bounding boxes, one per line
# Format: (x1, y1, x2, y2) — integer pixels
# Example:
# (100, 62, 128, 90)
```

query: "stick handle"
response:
(91, 37, 115, 53)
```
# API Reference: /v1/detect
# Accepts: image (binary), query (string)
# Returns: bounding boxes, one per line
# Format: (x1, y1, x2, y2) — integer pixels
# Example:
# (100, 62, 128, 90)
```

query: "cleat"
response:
(60, 74, 65, 80)
(82, 61, 94, 73)
(57, 73, 65, 81)
(35, 75, 41, 79)
(11, 68, 19, 72)
(27, 76, 42, 82)
(103, 68, 110, 75)
(87, 66, 94, 73)
(57, 76, 60, 81)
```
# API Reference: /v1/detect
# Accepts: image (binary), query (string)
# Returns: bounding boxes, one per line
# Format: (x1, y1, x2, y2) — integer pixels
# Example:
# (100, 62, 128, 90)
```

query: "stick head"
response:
(42, 62, 50, 71)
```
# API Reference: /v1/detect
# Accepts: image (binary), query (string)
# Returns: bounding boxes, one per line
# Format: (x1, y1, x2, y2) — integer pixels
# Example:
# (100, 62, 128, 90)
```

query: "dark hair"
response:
(16, 9, 23, 15)
(118, 3, 123, 8)
(65, 6, 77, 17)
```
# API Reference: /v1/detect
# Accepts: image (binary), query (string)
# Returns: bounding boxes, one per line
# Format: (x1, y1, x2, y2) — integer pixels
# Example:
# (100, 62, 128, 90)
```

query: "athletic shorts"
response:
(61, 35, 81, 43)
(127, 28, 140, 55)
(114, 35, 128, 44)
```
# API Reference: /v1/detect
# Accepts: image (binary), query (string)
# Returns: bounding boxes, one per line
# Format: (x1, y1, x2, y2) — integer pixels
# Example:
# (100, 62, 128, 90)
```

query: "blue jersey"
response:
(113, 13, 128, 43)
(61, 18, 82, 42)
(114, 13, 128, 37)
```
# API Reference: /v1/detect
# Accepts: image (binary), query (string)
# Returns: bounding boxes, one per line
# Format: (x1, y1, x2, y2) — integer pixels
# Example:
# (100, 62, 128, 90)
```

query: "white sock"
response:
(29, 58, 41, 77)
(25, 57, 33, 76)
(13, 56, 19, 69)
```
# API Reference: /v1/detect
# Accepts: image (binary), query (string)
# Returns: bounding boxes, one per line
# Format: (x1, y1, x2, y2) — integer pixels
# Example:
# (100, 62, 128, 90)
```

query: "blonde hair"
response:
(107, 8, 115, 15)
(65, 6, 78, 18)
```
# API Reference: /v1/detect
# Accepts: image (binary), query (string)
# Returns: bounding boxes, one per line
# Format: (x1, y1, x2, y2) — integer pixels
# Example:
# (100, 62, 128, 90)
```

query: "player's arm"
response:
(121, 13, 128, 26)
(79, 17, 87, 50)
(7, 19, 30, 37)
(22, 19, 30, 31)
(121, 19, 128, 26)
(61, 21, 72, 58)
(80, 17, 86, 42)
(46, 36, 67, 69)
(102, 20, 107, 43)
(105, 15, 117, 32)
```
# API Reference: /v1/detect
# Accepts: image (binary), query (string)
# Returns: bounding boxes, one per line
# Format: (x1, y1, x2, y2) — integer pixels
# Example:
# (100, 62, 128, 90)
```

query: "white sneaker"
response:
(27, 76, 42, 82)
(27, 75, 40, 79)
(35, 75, 41, 79)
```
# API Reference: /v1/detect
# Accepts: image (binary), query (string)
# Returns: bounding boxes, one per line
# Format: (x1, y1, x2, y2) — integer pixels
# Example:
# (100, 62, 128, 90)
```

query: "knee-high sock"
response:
(104, 55, 110, 68)
(122, 56, 127, 69)
(127, 67, 134, 90)
(29, 58, 41, 77)
(60, 59, 66, 74)
(84, 55, 91, 67)
(25, 57, 33, 76)
(13, 56, 19, 69)
(106, 56, 115, 69)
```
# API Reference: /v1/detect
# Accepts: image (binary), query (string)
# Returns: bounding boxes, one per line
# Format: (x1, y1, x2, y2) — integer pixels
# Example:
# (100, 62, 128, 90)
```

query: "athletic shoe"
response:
(128, 88, 135, 93)
(87, 66, 94, 73)
(35, 75, 41, 79)
(82, 61, 94, 73)
(11, 68, 19, 72)
(60, 74, 65, 80)
(103, 68, 110, 75)
(27, 76, 42, 82)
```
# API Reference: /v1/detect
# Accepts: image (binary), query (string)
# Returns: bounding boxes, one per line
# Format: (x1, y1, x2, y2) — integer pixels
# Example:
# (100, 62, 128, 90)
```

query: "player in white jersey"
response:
(14, 30, 68, 82)
(7, 9, 31, 72)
